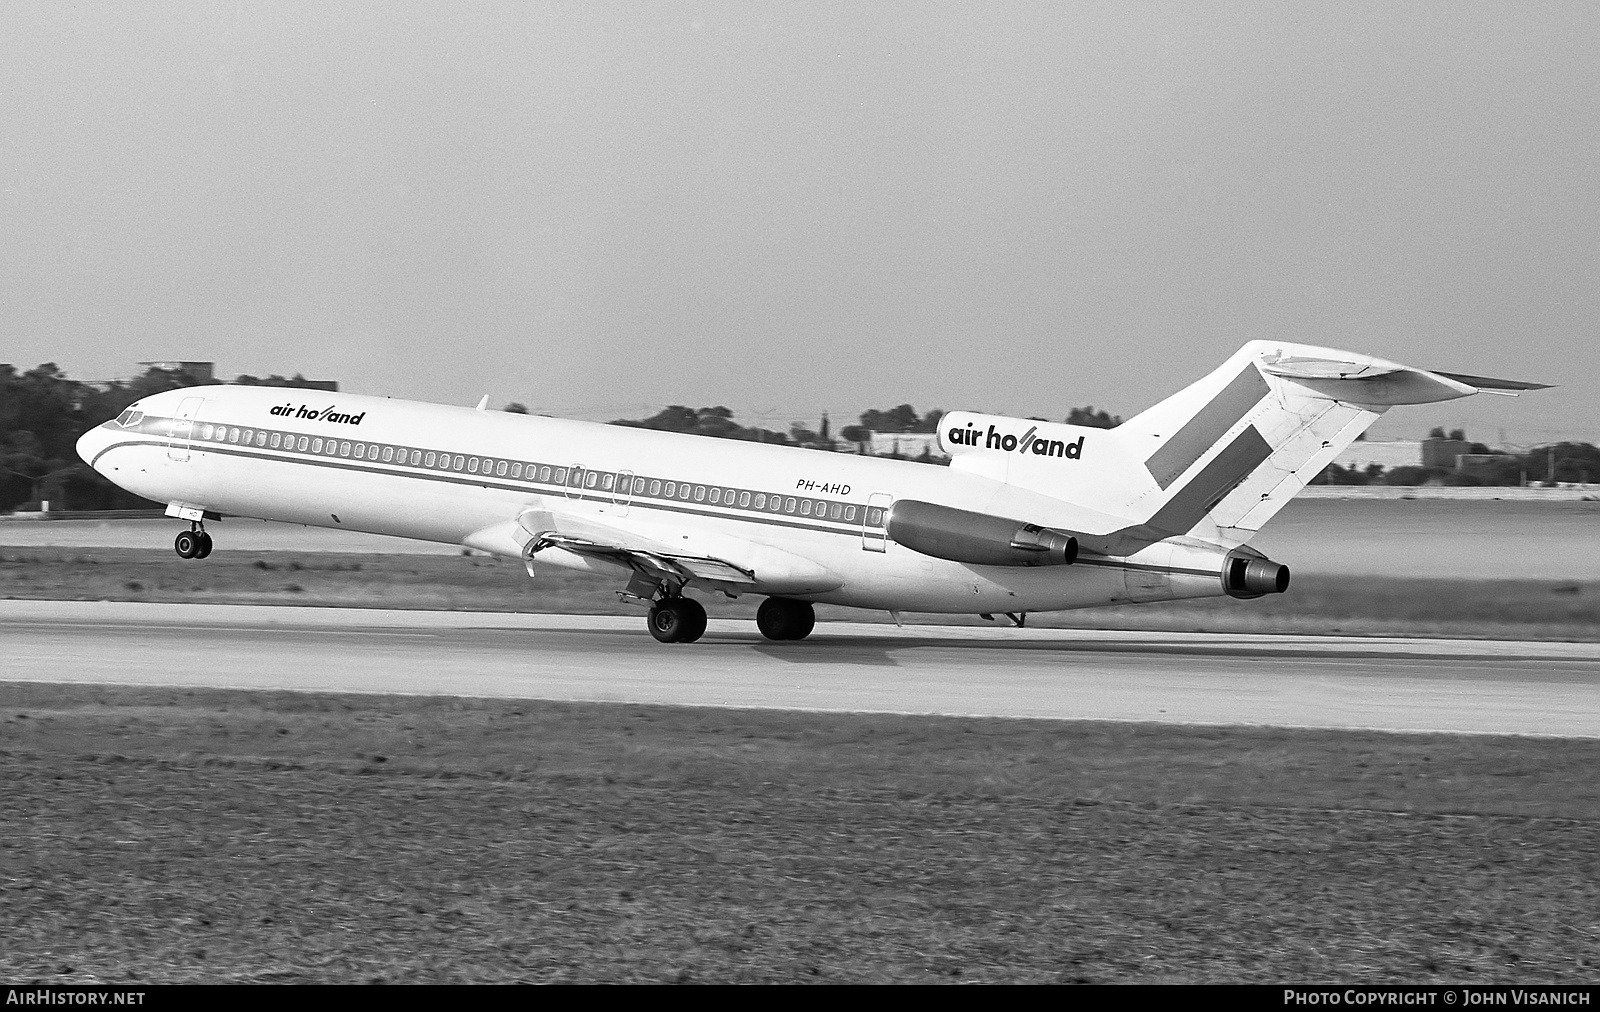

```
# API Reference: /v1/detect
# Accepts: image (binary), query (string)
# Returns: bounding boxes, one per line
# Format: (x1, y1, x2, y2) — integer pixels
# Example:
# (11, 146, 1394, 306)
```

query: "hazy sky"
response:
(3, 2, 1596, 444)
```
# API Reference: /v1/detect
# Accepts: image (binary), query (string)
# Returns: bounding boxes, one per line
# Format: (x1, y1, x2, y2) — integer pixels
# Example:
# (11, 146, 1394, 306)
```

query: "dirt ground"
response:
(3, 685, 1598, 984)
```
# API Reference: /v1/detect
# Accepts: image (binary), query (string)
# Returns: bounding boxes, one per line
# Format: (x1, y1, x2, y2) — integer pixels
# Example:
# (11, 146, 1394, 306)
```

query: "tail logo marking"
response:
(1144, 365, 1269, 490)
(948, 422, 1084, 460)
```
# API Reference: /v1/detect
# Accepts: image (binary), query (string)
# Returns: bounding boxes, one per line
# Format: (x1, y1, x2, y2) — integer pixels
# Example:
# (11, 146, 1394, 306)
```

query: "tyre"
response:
(195, 532, 214, 559)
(757, 597, 815, 641)
(677, 597, 707, 643)
(174, 530, 199, 559)
(787, 602, 815, 640)
(648, 601, 686, 643)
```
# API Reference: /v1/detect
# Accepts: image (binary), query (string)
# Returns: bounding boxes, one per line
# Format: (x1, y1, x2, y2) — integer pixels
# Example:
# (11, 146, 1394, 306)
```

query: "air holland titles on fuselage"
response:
(77, 341, 1547, 644)
(268, 403, 366, 426)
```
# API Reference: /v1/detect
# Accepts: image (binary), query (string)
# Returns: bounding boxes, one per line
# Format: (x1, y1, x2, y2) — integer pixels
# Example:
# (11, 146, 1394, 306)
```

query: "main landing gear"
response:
(756, 597, 815, 642)
(173, 524, 213, 560)
(641, 593, 815, 644)
(648, 596, 708, 644)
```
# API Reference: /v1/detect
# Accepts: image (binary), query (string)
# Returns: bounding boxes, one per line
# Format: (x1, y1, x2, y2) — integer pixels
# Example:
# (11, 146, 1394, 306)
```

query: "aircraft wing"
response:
(462, 505, 840, 596)
(526, 531, 756, 586)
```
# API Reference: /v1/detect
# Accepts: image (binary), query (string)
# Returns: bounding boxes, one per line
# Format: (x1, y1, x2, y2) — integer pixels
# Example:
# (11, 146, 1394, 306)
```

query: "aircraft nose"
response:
(77, 425, 110, 471)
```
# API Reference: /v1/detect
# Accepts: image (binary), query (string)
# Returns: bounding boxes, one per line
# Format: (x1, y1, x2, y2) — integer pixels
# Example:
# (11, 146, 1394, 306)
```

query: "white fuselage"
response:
(78, 385, 1237, 614)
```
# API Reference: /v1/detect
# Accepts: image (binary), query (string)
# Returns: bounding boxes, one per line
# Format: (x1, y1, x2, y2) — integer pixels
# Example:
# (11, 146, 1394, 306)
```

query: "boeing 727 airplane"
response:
(76, 341, 1546, 643)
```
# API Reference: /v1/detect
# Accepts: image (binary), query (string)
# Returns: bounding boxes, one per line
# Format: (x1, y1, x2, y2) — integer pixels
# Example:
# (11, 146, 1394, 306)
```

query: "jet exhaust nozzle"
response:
(887, 499, 1078, 567)
(1224, 550, 1290, 599)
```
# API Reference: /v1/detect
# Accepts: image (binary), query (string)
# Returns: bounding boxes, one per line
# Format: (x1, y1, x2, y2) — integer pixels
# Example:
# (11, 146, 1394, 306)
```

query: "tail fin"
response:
(945, 340, 1547, 546)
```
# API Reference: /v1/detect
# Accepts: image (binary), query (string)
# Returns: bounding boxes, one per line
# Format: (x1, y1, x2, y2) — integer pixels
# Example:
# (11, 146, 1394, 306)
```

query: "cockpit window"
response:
(115, 409, 144, 427)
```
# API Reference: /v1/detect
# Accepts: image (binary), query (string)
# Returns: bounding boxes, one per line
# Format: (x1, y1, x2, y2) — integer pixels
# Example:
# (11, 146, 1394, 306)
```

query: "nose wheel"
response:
(174, 526, 213, 560)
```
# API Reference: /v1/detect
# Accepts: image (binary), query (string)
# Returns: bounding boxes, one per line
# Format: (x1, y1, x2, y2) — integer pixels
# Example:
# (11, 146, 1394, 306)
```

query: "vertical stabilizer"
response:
(945, 340, 1544, 549)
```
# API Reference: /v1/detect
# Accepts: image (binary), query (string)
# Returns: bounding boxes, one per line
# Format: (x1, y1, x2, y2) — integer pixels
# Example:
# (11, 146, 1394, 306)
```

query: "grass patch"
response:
(1, 684, 1597, 983)
(1, 548, 1597, 640)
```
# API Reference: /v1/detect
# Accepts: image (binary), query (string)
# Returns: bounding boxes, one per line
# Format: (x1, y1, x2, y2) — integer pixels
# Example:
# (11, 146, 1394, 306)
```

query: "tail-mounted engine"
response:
(887, 499, 1078, 567)
(1223, 546, 1290, 599)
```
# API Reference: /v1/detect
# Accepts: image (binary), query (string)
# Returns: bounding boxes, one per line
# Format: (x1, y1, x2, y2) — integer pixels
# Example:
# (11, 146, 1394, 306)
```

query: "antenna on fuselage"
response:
(475, 395, 489, 411)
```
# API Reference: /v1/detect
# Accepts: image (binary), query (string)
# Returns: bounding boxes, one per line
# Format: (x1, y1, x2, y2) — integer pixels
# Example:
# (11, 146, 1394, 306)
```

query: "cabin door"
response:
(613, 470, 634, 516)
(167, 397, 204, 462)
(862, 492, 892, 552)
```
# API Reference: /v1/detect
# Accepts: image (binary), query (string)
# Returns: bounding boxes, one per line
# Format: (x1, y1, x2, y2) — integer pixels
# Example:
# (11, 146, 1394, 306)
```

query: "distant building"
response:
(1421, 437, 1472, 470)
(139, 360, 214, 383)
(865, 432, 947, 459)
(1332, 440, 1421, 471)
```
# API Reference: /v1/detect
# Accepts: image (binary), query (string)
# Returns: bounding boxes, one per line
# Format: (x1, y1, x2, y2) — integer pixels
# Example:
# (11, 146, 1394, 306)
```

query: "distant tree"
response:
(1066, 406, 1121, 429)
(1448, 428, 1466, 442)
(232, 372, 329, 389)
(789, 421, 821, 446)
(502, 402, 529, 414)
(1428, 426, 1446, 439)
(1520, 442, 1600, 484)
(1383, 465, 1447, 486)
(856, 405, 916, 433)
(610, 405, 793, 446)
(839, 424, 870, 452)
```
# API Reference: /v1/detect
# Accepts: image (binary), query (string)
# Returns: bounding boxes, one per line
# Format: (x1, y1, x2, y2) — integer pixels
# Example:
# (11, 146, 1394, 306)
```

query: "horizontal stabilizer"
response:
(1431, 370, 1554, 394)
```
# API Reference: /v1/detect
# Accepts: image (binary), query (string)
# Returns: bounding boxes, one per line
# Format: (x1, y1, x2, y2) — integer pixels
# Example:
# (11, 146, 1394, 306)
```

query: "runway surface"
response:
(5, 498, 1599, 577)
(5, 600, 1598, 737)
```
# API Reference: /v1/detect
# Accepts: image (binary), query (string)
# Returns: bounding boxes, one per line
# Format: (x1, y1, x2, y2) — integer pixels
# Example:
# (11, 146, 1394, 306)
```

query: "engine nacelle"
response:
(887, 499, 1078, 567)
(1223, 548, 1290, 599)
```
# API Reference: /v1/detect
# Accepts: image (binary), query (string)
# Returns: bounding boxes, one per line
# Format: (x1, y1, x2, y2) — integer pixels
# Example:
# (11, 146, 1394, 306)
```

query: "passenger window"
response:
(424, 452, 436, 467)
(497, 461, 507, 476)
(411, 450, 422, 465)
(845, 505, 857, 521)
(230, 428, 240, 443)
(312, 438, 324, 453)
(693, 485, 705, 502)
(509, 462, 520, 477)
(830, 502, 843, 520)
(680, 484, 692, 500)
(241, 429, 252, 443)
(664, 481, 675, 497)
(598, 473, 612, 491)
(553, 468, 566, 483)
(771, 496, 783, 512)
(800, 500, 812, 516)
(383, 446, 394, 462)
(202, 425, 214, 440)
(709, 488, 721, 504)
(270, 433, 281, 448)
(453, 455, 464, 470)
(341, 441, 352, 457)
(633, 477, 645, 494)
(586, 471, 599, 489)
(540, 466, 552, 482)
(739, 491, 751, 508)
(868, 508, 884, 527)
(785, 498, 797, 513)
(256, 432, 267, 447)
(649, 480, 661, 496)
(297, 436, 309, 451)
(468, 458, 479, 473)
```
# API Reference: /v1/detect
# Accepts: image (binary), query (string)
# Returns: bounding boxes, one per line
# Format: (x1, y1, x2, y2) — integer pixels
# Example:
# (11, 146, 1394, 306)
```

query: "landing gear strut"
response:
(648, 595, 708, 644)
(174, 523, 213, 560)
(756, 597, 815, 641)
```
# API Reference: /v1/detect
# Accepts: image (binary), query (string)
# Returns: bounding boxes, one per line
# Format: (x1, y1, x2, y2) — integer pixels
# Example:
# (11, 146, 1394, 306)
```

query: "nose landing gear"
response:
(174, 524, 213, 560)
